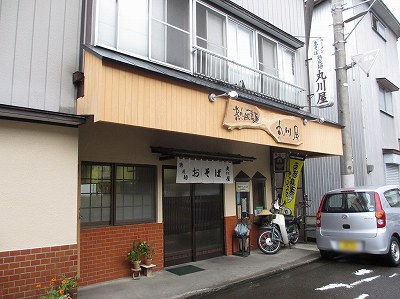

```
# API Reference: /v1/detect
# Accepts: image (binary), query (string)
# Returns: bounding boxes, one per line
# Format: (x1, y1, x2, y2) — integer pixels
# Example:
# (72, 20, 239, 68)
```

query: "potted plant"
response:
(138, 241, 156, 266)
(127, 241, 143, 271)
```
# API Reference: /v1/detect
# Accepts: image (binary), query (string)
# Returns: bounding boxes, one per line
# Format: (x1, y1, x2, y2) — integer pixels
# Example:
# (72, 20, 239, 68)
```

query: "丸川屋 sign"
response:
(312, 38, 333, 108)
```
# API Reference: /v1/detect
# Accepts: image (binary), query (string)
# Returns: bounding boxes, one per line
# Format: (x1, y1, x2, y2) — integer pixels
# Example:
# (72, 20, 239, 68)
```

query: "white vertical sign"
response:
(176, 158, 191, 183)
(312, 39, 333, 108)
(176, 158, 233, 184)
(224, 162, 233, 184)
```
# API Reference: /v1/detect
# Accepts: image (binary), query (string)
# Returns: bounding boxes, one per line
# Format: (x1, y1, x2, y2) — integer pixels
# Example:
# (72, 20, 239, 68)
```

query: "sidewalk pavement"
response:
(77, 242, 320, 299)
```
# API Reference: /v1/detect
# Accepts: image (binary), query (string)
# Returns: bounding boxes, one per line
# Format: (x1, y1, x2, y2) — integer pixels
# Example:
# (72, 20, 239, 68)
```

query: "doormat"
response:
(166, 265, 205, 276)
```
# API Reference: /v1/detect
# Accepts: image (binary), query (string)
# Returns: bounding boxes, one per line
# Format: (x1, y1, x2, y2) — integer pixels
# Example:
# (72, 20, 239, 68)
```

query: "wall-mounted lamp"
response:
(366, 164, 374, 174)
(303, 117, 325, 126)
(208, 90, 238, 102)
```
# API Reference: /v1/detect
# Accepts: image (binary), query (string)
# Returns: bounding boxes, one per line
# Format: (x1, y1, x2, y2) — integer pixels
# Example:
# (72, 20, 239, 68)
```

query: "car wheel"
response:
(386, 236, 400, 267)
(320, 250, 335, 260)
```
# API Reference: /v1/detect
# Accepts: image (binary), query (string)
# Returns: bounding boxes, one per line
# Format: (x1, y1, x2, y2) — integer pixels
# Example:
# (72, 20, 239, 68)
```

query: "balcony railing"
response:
(192, 47, 306, 108)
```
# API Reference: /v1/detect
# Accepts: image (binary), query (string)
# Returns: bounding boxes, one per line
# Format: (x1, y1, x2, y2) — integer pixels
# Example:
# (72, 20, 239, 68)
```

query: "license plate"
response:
(338, 240, 360, 252)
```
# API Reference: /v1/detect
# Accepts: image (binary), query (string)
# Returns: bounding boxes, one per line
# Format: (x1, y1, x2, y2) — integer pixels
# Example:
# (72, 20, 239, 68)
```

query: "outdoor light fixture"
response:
(303, 117, 325, 126)
(367, 164, 374, 174)
(208, 90, 238, 102)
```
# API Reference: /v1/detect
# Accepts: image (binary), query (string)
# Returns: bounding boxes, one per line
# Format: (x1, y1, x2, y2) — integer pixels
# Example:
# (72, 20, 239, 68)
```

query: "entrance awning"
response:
(151, 146, 256, 164)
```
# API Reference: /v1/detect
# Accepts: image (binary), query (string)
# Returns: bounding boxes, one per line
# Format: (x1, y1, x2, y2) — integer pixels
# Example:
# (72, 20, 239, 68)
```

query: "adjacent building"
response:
(1, 0, 345, 297)
(0, 0, 84, 298)
(305, 0, 400, 219)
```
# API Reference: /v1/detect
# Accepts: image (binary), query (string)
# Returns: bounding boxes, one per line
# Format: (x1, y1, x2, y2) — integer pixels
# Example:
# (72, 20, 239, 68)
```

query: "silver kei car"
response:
(316, 185, 400, 266)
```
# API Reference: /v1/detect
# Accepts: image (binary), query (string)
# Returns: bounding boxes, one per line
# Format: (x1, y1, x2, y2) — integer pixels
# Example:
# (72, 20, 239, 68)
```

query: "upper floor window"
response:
(371, 13, 386, 40)
(227, 20, 254, 68)
(196, 2, 226, 56)
(97, 0, 149, 56)
(279, 46, 295, 84)
(151, 0, 191, 70)
(94, 0, 299, 99)
(257, 34, 278, 76)
(96, 0, 190, 70)
(379, 86, 393, 115)
(194, 3, 295, 83)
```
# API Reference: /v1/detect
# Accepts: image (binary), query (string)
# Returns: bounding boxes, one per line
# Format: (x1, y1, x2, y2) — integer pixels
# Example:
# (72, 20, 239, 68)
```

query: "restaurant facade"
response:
(77, 0, 342, 283)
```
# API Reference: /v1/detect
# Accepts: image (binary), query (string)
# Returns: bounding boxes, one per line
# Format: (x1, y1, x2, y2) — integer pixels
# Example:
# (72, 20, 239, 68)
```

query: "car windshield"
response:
(322, 192, 375, 213)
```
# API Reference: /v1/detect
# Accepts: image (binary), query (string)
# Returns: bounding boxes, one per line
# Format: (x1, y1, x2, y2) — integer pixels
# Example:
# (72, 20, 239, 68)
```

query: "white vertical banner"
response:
(312, 38, 333, 108)
(176, 158, 233, 184)
(176, 158, 191, 183)
(224, 162, 233, 184)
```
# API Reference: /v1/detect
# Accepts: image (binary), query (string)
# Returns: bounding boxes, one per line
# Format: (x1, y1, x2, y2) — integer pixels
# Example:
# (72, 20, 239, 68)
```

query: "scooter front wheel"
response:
(257, 228, 282, 254)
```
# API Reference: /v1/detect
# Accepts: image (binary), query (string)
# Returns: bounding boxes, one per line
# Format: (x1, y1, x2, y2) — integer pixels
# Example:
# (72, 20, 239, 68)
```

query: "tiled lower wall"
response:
(79, 223, 164, 286)
(2, 218, 261, 297)
(0, 244, 78, 299)
(224, 216, 238, 255)
(225, 215, 258, 255)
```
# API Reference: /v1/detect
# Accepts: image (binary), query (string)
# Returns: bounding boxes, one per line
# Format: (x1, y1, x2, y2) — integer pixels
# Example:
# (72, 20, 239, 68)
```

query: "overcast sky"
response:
(383, 0, 400, 20)
(382, 0, 400, 62)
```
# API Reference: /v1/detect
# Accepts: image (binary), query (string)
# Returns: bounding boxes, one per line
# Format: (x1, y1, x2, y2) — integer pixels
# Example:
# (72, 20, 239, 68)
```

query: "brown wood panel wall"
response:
(78, 51, 342, 156)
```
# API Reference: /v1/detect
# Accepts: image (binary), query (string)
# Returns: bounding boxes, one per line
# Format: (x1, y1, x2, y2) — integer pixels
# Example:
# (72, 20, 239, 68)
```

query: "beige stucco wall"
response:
(223, 143, 271, 216)
(79, 121, 272, 221)
(0, 120, 79, 251)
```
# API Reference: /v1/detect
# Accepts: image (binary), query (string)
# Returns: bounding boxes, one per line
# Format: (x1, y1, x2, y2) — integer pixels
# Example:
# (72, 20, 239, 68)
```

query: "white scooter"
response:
(257, 200, 301, 254)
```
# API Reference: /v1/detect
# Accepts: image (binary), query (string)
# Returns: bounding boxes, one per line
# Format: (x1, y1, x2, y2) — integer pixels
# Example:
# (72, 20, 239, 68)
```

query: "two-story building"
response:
(305, 0, 400, 221)
(76, 0, 342, 286)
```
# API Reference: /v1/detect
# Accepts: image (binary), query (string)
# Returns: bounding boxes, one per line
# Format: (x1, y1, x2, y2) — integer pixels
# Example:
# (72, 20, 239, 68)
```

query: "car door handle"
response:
(343, 224, 350, 229)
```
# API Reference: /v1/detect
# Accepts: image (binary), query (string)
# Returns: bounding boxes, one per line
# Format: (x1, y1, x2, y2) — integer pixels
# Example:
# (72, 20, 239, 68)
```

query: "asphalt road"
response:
(200, 254, 400, 299)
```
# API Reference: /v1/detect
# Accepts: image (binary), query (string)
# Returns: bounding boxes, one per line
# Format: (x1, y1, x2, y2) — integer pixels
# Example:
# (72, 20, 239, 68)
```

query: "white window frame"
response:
(94, 0, 150, 61)
(194, 1, 228, 56)
(256, 32, 279, 77)
(256, 32, 296, 84)
(227, 19, 255, 67)
(92, 0, 298, 85)
(149, 0, 193, 72)
(371, 12, 386, 40)
(379, 86, 393, 116)
(278, 44, 296, 84)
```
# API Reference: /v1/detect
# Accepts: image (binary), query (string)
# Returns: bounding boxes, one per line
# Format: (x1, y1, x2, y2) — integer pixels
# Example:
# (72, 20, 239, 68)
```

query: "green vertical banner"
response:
(281, 155, 305, 216)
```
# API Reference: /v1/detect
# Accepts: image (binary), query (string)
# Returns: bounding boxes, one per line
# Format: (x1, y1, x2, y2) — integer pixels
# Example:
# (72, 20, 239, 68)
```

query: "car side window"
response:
(384, 189, 400, 207)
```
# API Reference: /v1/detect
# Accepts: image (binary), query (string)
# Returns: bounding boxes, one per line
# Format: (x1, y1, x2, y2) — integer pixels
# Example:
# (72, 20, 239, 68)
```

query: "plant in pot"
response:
(127, 241, 143, 272)
(139, 241, 156, 266)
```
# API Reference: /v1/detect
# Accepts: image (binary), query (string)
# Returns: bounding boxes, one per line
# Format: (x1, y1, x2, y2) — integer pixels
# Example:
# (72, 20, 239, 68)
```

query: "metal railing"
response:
(192, 47, 306, 107)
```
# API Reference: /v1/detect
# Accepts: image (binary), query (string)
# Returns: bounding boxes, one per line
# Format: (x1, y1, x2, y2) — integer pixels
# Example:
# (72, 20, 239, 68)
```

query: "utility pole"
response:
(332, 0, 355, 187)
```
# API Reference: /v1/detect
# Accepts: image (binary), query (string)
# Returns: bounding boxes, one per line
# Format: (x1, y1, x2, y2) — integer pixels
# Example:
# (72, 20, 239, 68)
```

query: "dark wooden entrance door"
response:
(163, 167, 224, 267)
